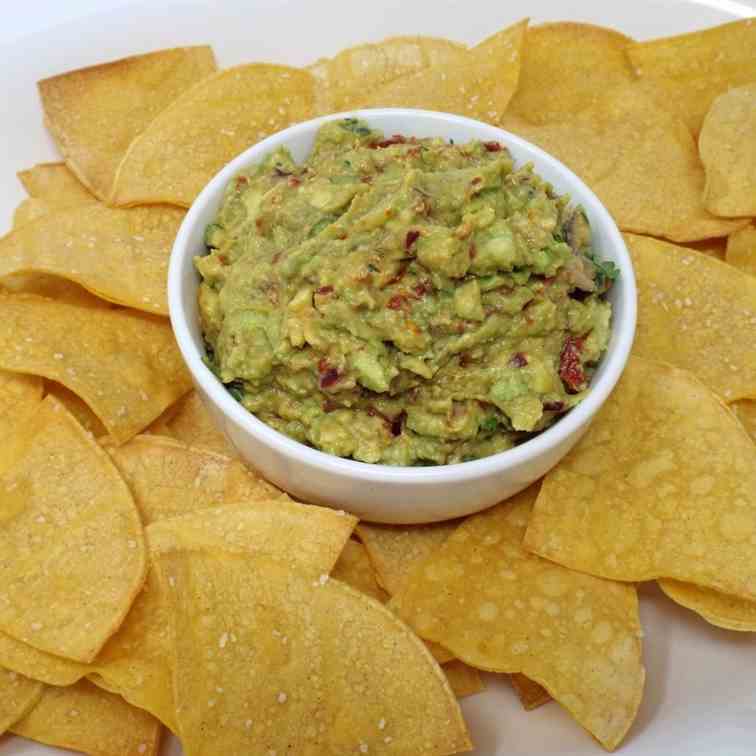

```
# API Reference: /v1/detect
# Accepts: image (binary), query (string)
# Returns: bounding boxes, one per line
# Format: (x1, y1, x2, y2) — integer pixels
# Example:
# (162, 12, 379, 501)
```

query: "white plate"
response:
(1, 1, 755, 754)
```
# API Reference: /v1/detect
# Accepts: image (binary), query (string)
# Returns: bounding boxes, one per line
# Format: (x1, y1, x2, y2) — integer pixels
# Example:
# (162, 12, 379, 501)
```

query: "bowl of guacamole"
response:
(169, 109, 636, 522)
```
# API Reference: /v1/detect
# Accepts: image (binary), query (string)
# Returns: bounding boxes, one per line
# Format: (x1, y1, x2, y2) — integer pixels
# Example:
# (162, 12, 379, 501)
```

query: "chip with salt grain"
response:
(390, 485, 644, 752)
(0, 294, 192, 443)
(658, 580, 756, 632)
(726, 224, 756, 278)
(0, 395, 146, 662)
(12, 199, 57, 229)
(0, 273, 107, 308)
(506, 22, 635, 124)
(624, 233, 756, 401)
(111, 64, 315, 208)
(626, 19, 756, 136)
(732, 400, 756, 443)
(11, 679, 162, 756)
(0, 371, 43, 447)
(442, 660, 485, 700)
(332, 539, 389, 604)
(18, 162, 96, 202)
(500, 85, 746, 242)
(359, 20, 527, 124)
(309, 36, 468, 114)
(0, 204, 183, 314)
(524, 356, 756, 600)
(511, 673, 552, 711)
(699, 84, 756, 217)
(45, 381, 108, 438)
(156, 550, 471, 755)
(38, 46, 216, 201)
(0, 668, 42, 734)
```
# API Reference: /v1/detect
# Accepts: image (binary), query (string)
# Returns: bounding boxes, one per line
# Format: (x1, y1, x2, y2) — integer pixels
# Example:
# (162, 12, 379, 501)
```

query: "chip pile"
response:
(1, 15, 756, 756)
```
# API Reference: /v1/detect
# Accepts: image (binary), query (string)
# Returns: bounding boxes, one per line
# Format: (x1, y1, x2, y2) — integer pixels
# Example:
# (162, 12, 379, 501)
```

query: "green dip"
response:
(196, 118, 616, 465)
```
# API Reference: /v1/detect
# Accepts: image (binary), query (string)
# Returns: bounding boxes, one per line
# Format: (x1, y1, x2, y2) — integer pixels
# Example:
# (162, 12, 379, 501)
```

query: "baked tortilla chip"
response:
(111, 64, 315, 207)
(625, 233, 756, 401)
(699, 84, 756, 217)
(391, 486, 644, 752)
(11, 679, 162, 756)
(0, 668, 42, 734)
(0, 371, 43, 447)
(0, 294, 192, 443)
(442, 660, 485, 699)
(0, 204, 184, 314)
(0, 273, 107, 307)
(627, 19, 756, 135)
(511, 673, 551, 711)
(38, 46, 216, 200)
(360, 20, 527, 123)
(332, 539, 389, 603)
(726, 224, 756, 277)
(732, 400, 756, 443)
(506, 22, 634, 124)
(44, 381, 108, 438)
(501, 85, 746, 242)
(17, 162, 95, 202)
(524, 356, 756, 600)
(659, 580, 756, 632)
(12, 199, 54, 229)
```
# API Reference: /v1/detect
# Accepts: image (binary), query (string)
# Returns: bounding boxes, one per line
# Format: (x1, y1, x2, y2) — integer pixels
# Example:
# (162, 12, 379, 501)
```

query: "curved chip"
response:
(524, 356, 756, 600)
(0, 371, 43, 447)
(17, 162, 96, 202)
(0, 395, 146, 662)
(625, 233, 756, 401)
(45, 381, 108, 438)
(511, 673, 551, 711)
(0, 668, 42, 735)
(0, 273, 107, 307)
(111, 64, 315, 207)
(38, 46, 216, 200)
(726, 223, 756, 277)
(442, 660, 485, 700)
(0, 294, 192, 443)
(659, 579, 756, 632)
(0, 204, 183, 314)
(390, 486, 644, 752)
(732, 399, 756, 443)
(332, 540, 389, 603)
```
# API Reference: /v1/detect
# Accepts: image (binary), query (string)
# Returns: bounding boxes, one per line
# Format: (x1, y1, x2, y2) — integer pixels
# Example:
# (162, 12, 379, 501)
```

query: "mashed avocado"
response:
(196, 118, 616, 465)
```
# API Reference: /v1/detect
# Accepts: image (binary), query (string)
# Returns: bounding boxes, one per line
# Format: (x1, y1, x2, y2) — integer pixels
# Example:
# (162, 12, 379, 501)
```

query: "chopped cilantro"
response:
(340, 118, 372, 137)
(480, 416, 499, 433)
(587, 250, 620, 290)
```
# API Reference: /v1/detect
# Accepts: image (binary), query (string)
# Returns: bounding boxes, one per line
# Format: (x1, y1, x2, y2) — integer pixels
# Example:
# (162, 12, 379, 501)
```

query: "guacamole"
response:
(196, 119, 616, 465)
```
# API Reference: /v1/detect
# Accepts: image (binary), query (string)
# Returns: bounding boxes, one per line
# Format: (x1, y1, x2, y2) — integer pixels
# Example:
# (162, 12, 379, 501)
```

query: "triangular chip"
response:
(111, 64, 315, 207)
(625, 233, 756, 401)
(501, 85, 746, 242)
(0, 204, 184, 314)
(442, 660, 485, 700)
(359, 20, 527, 123)
(12, 199, 56, 229)
(0, 371, 43, 447)
(510, 673, 551, 711)
(45, 381, 108, 438)
(11, 679, 162, 756)
(18, 162, 96, 202)
(658, 580, 756, 632)
(0, 273, 107, 308)
(0, 395, 146, 662)
(732, 399, 756, 443)
(726, 223, 756, 277)
(390, 486, 644, 752)
(524, 356, 756, 600)
(332, 539, 389, 603)
(0, 668, 42, 734)
(506, 22, 635, 124)
(0, 294, 192, 443)
(0, 630, 86, 687)
(38, 46, 216, 200)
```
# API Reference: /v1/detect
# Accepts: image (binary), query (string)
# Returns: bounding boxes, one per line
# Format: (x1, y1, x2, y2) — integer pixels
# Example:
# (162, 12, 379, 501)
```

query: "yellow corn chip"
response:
(679, 236, 727, 259)
(332, 539, 389, 603)
(12, 199, 54, 229)
(732, 399, 756, 443)
(45, 381, 108, 438)
(391, 485, 644, 752)
(0, 294, 192, 443)
(0, 371, 43, 447)
(659, 580, 756, 632)
(726, 223, 756, 277)
(627, 19, 756, 135)
(699, 84, 756, 217)
(18, 162, 96, 202)
(0, 631, 86, 688)
(38, 46, 216, 201)
(111, 64, 315, 207)
(0, 204, 184, 314)
(0, 395, 146, 662)
(0, 668, 42, 734)
(443, 660, 485, 699)
(11, 679, 162, 756)
(511, 673, 552, 711)
(501, 85, 746, 242)
(359, 20, 527, 123)
(625, 233, 756, 401)
(506, 22, 634, 124)
(524, 356, 756, 600)
(0, 273, 107, 307)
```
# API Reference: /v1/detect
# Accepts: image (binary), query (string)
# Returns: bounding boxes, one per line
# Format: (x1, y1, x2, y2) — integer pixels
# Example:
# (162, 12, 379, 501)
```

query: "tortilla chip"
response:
(732, 400, 756, 443)
(12, 199, 54, 229)
(157, 549, 471, 755)
(359, 20, 527, 123)
(678, 236, 727, 259)
(0, 273, 107, 308)
(0, 294, 192, 443)
(11, 679, 162, 756)
(658, 580, 756, 632)
(332, 540, 389, 603)
(511, 673, 551, 711)
(501, 85, 746, 242)
(44, 381, 108, 438)
(18, 162, 95, 200)
(0, 669, 42, 734)
(0, 204, 184, 314)
(0, 371, 43, 447)
(699, 84, 756, 217)
(442, 660, 485, 699)
(111, 64, 315, 208)
(391, 485, 644, 752)
(506, 22, 634, 124)
(147, 391, 235, 455)
(627, 19, 756, 135)
(0, 395, 146, 662)
(0, 631, 86, 687)
(107, 435, 284, 524)
(625, 233, 756, 401)
(726, 224, 756, 277)
(38, 46, 216, 201)
(310, 36, 468, 114)
(524, 356, 756, 602)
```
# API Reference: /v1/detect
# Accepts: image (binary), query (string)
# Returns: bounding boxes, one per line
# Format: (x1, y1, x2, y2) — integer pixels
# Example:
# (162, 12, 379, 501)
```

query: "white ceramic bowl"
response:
(169, 108, 636, 523)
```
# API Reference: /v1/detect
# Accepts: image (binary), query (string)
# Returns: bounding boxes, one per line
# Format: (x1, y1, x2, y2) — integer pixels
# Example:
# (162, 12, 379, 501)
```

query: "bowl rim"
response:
(168, 107, 636, 484)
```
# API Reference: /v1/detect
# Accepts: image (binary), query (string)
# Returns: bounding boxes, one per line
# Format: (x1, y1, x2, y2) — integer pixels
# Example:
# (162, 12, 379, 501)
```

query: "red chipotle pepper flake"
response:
(412, 280, 432, 299)
(483, 141, 502, 152)
(387, 294, 408, 310)
(559, 336, 586, 392)
(390, 410, 407, 437)
(288, 176, 301, 188)
(543, 401, 565, 412)
(405, 230, 420, 250)
(371, 135, 407, 149)
(509, 352, 528, 368)
(315, 285, 334, 295)
(319, 368, 341, 389)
